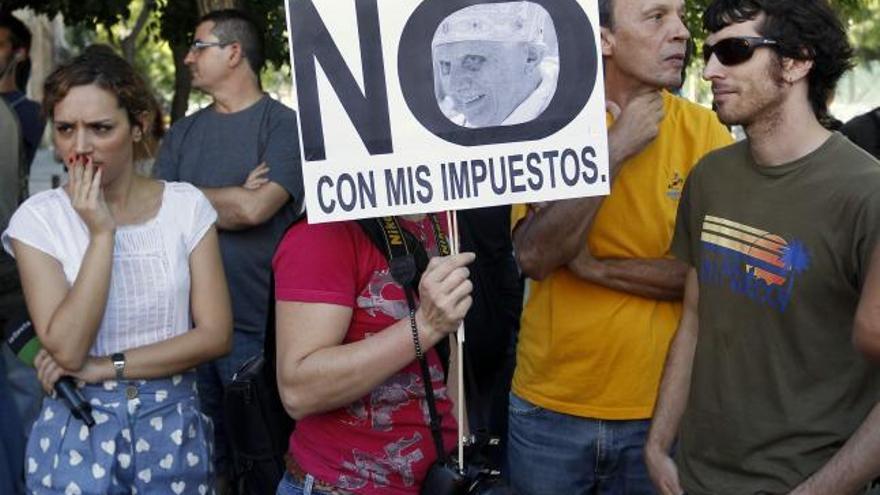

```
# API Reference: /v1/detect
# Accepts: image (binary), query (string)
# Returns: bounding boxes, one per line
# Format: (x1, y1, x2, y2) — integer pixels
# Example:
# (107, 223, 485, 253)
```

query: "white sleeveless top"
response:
(1, 181, 217, 356)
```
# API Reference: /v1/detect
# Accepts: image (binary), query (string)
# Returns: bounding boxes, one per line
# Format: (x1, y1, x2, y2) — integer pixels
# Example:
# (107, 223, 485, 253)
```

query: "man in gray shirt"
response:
(0, 97, 20, 232)
(155, 9, 303, 490)
(0, 79, 26, 495)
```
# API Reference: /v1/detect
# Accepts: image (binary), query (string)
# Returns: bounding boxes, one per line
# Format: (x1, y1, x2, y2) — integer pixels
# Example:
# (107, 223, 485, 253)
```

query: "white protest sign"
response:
(285, 0, 609, 223)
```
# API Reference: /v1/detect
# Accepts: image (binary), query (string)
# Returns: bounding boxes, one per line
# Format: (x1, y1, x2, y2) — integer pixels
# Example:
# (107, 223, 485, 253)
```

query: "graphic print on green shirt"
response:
(699, 214, 811, 312)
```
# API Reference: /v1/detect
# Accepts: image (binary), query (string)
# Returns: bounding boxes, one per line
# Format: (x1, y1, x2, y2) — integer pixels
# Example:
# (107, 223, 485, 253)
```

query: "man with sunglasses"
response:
(155, 9, 304, 494)
(507, 0, 732, 493)
(646, 1, 880, 494)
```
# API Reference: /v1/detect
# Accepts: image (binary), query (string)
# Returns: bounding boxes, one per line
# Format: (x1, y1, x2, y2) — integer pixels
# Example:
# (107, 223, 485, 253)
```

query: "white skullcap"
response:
(432, 2, 550, 48)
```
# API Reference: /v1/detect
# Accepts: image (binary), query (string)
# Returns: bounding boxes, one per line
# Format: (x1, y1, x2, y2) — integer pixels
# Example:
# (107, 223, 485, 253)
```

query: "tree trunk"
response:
(197, 0, 244, 16)
(120, 0, 157, 65)
(170, 40, 192, 123)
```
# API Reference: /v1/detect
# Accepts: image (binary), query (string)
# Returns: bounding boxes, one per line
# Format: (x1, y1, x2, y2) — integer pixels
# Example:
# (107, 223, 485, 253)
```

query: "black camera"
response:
(420, 434, 513, 495)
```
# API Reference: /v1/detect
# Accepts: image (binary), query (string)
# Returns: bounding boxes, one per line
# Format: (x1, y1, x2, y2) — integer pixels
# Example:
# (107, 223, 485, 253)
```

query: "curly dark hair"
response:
(703, 0, 853, 129)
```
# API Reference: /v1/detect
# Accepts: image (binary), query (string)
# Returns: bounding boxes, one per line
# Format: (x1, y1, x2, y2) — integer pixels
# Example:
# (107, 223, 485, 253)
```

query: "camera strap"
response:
(367, 215, 451, 463)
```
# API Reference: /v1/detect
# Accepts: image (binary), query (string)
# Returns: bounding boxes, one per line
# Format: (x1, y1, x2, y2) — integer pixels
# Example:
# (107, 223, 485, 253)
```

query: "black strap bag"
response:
(223, 261, 295, 494)
(222, 99, 299, 494)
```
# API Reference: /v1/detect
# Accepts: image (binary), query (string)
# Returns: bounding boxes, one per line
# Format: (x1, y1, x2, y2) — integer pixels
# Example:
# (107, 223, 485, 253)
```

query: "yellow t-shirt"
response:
(512, 92, 733, 419)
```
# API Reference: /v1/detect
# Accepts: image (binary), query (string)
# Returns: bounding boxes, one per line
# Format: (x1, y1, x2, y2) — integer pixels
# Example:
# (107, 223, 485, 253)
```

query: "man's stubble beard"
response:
(723, 58, 788, 138)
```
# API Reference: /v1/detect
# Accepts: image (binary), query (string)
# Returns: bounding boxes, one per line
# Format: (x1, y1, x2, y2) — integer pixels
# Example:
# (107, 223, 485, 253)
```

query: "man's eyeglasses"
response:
(189, 40, 231, 53)
(703, 36, 778, 66)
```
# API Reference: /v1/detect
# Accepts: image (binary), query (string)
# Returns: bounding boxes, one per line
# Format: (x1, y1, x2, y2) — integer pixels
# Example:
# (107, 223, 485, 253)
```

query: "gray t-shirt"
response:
(671, 133, 880, 495)
(1, 98, 21, 234)
(155, 95, 303, 333)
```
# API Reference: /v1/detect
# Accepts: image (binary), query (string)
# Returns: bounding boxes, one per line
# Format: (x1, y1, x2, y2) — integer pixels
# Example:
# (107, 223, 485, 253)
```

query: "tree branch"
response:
(121, 0, 156, 64)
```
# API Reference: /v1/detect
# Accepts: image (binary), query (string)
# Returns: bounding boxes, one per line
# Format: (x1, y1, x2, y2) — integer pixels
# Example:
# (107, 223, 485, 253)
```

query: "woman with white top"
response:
(1, 49, 232, 494)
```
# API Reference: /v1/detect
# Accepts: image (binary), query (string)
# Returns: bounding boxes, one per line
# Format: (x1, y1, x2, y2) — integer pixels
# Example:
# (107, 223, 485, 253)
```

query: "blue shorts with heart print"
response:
(25, 371, 214, 495)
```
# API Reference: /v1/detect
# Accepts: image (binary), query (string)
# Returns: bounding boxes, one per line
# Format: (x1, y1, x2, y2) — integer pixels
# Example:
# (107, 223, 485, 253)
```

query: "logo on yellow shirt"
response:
(666, 172, 684, 200)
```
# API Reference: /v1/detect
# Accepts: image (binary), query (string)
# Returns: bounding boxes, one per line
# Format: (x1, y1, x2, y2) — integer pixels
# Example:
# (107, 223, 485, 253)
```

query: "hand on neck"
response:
(604, 71, 663, 112)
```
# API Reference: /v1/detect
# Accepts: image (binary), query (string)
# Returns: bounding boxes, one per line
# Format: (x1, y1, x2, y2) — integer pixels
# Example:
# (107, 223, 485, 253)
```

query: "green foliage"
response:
(1, 0, 290, 67)
(848, 0, 880, 61)
(157, 0, 198, 48)
(52, 1, 176, 109)
(2, 0, 133, 30)
(246, 0, 290, 70)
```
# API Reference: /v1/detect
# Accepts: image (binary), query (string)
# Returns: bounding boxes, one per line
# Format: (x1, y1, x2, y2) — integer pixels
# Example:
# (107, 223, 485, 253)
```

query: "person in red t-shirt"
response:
(272, 213, 474, 495)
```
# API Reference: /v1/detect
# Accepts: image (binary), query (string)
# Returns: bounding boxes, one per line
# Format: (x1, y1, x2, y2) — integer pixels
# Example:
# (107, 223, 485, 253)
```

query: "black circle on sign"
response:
(398, 0, 597, 146)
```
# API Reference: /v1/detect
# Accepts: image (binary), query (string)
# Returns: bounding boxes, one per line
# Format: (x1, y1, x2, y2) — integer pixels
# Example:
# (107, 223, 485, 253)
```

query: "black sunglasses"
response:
(703, 36, 778, 66)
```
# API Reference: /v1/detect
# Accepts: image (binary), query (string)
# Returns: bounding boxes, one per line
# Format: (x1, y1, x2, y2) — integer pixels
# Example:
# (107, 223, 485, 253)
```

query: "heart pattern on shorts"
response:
(101, 440, 115, 455)
(135, 438, 150, 453)
(93, 411, 109, 425)
(91, 463, 106, 479)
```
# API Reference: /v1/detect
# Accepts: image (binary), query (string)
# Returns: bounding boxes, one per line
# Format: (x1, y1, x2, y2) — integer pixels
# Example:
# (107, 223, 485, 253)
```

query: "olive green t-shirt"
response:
(671, 133, 880, 495)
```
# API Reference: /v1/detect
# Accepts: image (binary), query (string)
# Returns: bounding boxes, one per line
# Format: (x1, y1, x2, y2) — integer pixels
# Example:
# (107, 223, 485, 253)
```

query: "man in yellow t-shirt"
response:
(507, 0, 732, 493)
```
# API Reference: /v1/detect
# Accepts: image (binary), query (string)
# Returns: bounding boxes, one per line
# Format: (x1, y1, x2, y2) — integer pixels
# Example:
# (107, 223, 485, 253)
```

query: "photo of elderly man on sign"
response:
(432, 2, 559, 128)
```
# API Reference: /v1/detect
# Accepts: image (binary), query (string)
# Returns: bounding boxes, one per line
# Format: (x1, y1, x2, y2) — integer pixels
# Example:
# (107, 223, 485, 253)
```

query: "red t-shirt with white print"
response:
(272, 215, 457, 494)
